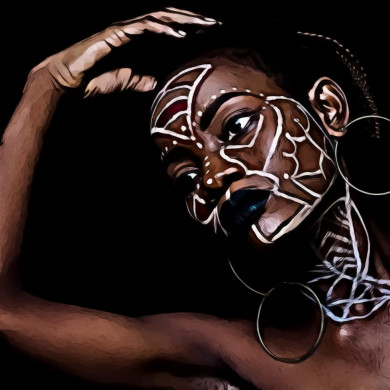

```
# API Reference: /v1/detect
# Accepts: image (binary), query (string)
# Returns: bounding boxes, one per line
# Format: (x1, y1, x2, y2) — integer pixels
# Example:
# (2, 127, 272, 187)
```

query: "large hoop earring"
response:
(228, 260, 326, 364)
(334, 115, 390, 196)
(256, 282, 325, 364)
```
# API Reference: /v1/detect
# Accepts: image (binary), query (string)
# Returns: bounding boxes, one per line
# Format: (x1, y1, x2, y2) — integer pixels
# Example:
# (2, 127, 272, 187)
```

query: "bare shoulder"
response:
(140, 312, 385, 389)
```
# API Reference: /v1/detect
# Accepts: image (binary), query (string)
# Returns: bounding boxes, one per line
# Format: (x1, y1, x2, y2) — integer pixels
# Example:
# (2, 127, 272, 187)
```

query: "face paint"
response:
(151, 56, 390, 323)
(151, 64, 213, 152)
(151, 57, 337, 246)
(308, 183, 390, 322)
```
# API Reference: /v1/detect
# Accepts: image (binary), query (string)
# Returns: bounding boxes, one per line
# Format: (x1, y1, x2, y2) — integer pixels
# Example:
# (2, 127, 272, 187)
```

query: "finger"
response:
(112, 9, 219, 28)
(84, 68, 157, 97)
(122, 16, 187, 38)
(163, 7, 219, 23)
(153, 10, 219, 26)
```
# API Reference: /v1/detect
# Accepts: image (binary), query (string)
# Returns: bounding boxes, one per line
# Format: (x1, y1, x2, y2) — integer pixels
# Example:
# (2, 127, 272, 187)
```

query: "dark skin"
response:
(0, 8, 389, 389)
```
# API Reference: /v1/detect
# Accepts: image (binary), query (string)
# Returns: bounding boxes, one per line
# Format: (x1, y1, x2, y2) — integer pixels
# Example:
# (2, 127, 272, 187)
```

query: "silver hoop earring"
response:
(256, 282, 325, 364)
(334, 115, 390, 196)
(228, 260, 325, 364)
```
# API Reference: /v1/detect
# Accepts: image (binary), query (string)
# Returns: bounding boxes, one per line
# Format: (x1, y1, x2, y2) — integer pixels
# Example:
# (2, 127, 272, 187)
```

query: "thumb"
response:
(84, 68, 157, 97)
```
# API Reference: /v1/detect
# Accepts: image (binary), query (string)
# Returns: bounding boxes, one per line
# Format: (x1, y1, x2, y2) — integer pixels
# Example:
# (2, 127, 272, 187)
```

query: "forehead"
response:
(150, 56, 285, 154)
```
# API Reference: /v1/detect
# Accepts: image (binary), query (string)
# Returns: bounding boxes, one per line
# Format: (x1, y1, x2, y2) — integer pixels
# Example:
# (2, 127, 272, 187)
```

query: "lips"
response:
(219, 189, 270, 233)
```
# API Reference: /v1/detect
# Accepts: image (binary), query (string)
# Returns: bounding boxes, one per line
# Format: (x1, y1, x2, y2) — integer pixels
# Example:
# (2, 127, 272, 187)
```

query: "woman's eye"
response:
(223, 114, 255, 141)
(175, 170, 199, 195)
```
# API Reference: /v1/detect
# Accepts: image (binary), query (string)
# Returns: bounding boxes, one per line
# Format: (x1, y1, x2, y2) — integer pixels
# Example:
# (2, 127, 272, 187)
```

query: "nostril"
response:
(222, 171, 243, 187)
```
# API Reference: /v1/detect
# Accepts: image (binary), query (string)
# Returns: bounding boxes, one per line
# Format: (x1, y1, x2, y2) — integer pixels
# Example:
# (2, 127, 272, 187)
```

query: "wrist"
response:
(24, 67, 64, 101)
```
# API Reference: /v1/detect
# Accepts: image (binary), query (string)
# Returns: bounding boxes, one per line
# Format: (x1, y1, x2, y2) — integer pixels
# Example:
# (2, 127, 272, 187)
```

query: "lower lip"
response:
(220, 190, 270, 233)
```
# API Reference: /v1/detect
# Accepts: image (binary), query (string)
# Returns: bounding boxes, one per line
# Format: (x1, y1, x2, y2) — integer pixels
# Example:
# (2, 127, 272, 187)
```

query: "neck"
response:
(308, 182, 390, 322)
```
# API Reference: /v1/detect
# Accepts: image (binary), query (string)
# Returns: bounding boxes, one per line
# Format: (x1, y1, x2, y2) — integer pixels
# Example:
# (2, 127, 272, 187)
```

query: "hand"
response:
(30, 8, 219, 96)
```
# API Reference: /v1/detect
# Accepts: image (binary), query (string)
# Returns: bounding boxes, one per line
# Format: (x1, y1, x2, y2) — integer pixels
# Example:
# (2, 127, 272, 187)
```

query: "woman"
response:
(0, 7, 389, 389)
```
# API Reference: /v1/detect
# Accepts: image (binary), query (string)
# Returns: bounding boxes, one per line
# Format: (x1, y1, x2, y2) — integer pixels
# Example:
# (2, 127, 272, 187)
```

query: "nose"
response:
(202, 155, 245, 195)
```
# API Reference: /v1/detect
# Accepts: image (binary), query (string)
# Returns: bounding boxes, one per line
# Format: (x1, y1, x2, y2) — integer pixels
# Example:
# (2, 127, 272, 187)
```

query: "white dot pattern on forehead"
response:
(196, 142, 203, 149)
(207, 178, 213, 185)
(173, 140, 177, 145)
(283, 173, 289, 179)
(181, 125, 187, 131)
(205, 162, 210, 167)
(204, 87, 266, 111)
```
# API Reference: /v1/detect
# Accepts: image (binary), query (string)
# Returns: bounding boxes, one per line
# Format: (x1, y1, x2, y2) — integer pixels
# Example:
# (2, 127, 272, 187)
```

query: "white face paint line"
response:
(262, 104, 283, 172)
(151, 128, 191, 141)
(151, 64, 210, 113)
(153, 96, 188, 127)
(151, 85, 191, 121)
(273, 190, 310, 206)
(320, 232, 352, 247)
(158, 110, 189, 132)
(290, 178, 321, 198)
(251, 224, 272, 244)
(307, 180, 390, 322)
(186, 64, 213, 136)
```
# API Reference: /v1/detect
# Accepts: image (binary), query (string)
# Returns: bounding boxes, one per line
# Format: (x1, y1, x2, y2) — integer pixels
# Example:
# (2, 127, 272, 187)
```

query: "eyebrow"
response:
(199, 92, 245, 131)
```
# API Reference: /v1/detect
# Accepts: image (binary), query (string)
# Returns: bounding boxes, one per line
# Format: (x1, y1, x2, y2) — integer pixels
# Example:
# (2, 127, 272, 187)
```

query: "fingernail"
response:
(204, 17, 217, 22)
(218, 21, 223, 25)
(152, 80, 157, 89)
(178, 30, 187, 36)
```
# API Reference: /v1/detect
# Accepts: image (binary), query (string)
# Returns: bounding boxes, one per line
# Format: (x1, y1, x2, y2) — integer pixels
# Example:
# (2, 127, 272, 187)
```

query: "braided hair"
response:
(296, 32, 379, 138)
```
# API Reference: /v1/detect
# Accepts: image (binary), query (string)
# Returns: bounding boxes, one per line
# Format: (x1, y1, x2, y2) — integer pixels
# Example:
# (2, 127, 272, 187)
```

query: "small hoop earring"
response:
(256, 282, 325, 364)
(228, 260, 325, 364)
(334, 115, 390, 196)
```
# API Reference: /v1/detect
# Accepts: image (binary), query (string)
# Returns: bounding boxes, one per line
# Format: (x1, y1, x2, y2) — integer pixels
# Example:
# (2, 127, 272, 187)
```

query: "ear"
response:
(308, 77, 349, 137)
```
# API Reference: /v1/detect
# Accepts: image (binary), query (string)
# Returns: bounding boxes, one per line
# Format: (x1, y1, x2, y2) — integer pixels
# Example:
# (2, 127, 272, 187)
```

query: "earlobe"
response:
(309, 77, 350, 137)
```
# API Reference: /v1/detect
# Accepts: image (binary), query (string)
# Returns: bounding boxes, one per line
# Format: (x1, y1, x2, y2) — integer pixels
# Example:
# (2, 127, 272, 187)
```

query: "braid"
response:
(297, 32, 380, 138)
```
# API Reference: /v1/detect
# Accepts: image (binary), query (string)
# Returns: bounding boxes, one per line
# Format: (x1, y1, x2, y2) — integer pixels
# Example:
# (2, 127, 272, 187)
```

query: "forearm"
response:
(0, 70, 61, 285)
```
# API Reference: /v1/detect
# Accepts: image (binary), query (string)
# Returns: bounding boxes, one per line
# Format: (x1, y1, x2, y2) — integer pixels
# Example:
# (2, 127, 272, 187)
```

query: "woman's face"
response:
(150, 55, 336, 248)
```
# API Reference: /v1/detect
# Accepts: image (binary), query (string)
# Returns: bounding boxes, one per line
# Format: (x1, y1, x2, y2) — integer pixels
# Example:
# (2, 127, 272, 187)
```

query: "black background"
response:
(0, 2, 389, 388)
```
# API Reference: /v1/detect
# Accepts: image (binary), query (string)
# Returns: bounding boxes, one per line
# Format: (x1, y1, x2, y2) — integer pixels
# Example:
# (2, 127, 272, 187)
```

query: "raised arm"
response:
(0, 10, 232, 388)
